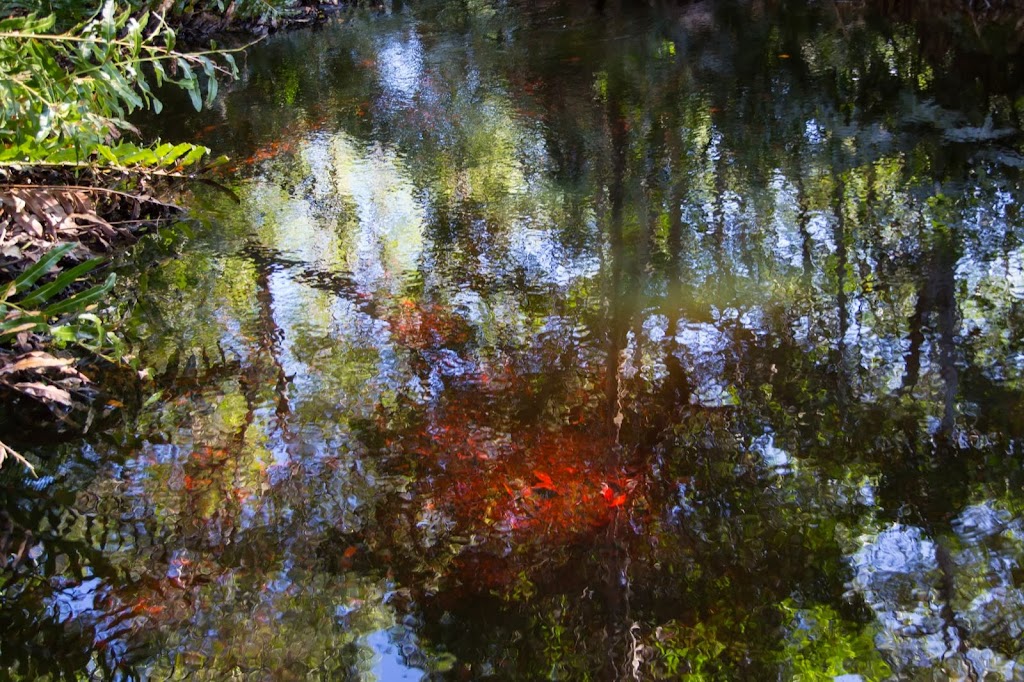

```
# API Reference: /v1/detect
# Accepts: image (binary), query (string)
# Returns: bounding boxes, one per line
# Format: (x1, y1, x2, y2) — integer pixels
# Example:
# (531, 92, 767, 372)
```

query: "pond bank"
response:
(0, 2, 269, 467)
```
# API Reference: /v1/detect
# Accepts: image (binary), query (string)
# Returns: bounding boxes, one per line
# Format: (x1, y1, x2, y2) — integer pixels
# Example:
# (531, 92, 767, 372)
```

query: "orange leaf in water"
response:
(343, 545, 358, 559)
(183, 476, 212, 491)
(132, 599, 166, 616)
(533, 470, 555, 490)
(601, 483, 626, 507)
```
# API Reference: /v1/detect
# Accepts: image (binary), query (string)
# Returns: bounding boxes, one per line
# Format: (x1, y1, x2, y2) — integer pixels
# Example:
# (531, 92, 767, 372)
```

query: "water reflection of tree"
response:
(7, 0, 1024, 678)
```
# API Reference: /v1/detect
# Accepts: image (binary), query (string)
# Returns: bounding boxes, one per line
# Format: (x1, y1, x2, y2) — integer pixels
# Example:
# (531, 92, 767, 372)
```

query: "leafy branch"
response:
(0, 1, 258, 169)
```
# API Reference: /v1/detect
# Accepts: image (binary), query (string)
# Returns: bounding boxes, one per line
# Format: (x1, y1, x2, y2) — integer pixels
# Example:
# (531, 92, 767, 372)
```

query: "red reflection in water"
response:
(384, 298, 473, 349)
(396, 390, 641, 547)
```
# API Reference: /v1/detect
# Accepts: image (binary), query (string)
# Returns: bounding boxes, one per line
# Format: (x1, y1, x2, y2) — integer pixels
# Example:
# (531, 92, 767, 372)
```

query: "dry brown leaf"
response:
(0, 351, 74, 375)
(2, 323, 38, 336)
(57, 190, 93, 216)
(58, 369, 89, 383)
(19, 190, 66, 234)
(11, 381, 73, 405)
(67, 211, 116, 236)
(3, 171, 183, 274)
(0, 192, 25, 213)
(11, 206, 44, 238)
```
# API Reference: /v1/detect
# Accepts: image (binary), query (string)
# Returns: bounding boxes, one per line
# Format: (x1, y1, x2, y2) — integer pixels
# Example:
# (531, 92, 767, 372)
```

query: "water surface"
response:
(4, 1, 1024, 679)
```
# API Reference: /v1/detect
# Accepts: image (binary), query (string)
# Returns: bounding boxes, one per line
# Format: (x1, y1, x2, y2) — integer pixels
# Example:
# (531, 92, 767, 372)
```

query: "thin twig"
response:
(104, 216, 180, 226)
(0, 30, 263, 56)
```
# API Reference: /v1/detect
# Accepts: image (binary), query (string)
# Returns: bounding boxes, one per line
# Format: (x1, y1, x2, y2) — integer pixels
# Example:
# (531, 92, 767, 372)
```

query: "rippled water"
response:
(4, 0, 1024, 678)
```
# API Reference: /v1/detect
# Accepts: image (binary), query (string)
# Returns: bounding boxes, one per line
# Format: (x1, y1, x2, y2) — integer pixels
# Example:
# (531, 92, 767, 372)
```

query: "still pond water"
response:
(5, 0, 1024, 678)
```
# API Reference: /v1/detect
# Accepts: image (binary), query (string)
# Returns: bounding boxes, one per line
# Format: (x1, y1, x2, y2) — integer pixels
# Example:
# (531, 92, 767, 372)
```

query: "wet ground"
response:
(3, 0, 1024, 678)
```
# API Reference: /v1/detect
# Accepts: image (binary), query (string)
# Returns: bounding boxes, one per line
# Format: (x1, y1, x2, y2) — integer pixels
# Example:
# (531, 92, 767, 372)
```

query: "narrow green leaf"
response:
(188, 84, 202, 111)
(50, 325, 78, 344)
(120, 147, 158, 165)
(44, 147, 84, 163)
(152, 60, 166, 87)
(177, 58, 195, 82)
(206, 74, 219, 108)
(161, 142, 194, 165)
(153, 142, 174, 158)
(42, 273, 115, 318)
(0, 145, 23, 161)
(76, 313, 102, 326)
(95, 144, 119, 165)
(13, 244, 76, 294)
(179, 145, 209, 167)
(19, 258, 106, 307)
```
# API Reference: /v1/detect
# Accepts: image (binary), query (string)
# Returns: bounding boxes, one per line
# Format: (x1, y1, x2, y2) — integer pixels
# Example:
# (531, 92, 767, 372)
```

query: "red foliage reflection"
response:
(392, 385, 641, 550)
